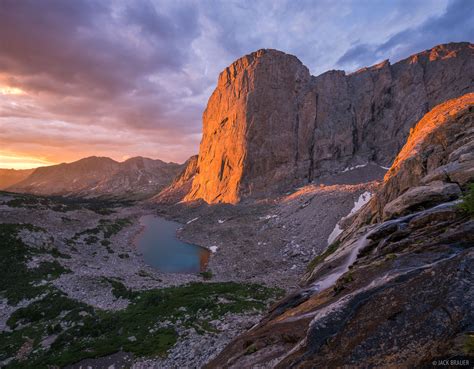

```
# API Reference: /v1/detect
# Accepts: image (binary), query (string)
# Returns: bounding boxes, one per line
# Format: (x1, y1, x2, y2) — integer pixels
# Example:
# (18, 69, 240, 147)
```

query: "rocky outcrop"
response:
(186, 42, 474, 203)
(360, 93, 474, 223)
(152, 155, 199, 204)
(205, 94, 474, 368)
(8, 156, 183, 199)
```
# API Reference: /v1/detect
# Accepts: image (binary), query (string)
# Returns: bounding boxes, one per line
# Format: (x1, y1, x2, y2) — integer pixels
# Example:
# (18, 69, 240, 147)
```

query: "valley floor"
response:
(0, 166, 384, 368)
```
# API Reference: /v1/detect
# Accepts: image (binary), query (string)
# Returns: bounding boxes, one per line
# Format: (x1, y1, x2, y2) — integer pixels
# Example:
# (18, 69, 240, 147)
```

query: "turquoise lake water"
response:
(136, 215, 209, 273)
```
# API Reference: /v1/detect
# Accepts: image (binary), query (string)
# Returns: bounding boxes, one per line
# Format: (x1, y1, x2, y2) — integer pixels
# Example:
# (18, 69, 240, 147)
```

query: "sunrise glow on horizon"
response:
(0, 153, 56, 170)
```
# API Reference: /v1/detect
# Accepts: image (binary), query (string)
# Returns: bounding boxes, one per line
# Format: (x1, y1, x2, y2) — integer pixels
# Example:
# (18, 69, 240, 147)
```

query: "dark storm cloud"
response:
(0, 0, 201, 131)
(0, 0, 199, 91)
(337, 0, 474, 70)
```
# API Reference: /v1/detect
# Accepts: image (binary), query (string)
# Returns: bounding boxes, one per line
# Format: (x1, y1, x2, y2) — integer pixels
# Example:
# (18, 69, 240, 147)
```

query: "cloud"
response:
(0, 0, 471, 167)
(0, 0, 206, 164)
(337, 0, 474, 70)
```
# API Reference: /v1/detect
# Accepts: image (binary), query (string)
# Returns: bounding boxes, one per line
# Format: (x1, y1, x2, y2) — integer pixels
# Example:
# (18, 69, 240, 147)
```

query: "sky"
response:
(0, 0, 473, 169)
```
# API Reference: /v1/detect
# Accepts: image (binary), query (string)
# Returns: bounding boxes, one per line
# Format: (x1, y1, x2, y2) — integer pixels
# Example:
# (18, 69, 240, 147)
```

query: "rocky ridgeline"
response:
(0, 169, 34, 190)
(152, 155, 198, 204)
(8, 156, 183, 200)
(206, 94, 474, 368)
(184, 42, 474, 203)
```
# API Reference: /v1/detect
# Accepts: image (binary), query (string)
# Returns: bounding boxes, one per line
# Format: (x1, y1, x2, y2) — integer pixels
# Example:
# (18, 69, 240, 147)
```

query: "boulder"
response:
(382, 181, 461, 220)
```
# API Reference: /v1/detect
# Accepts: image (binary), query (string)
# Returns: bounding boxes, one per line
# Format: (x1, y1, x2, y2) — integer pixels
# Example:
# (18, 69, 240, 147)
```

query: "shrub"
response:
(200, 270, 213, 280)
(458, 183, 474, 216)
(306, 240, 341, 272)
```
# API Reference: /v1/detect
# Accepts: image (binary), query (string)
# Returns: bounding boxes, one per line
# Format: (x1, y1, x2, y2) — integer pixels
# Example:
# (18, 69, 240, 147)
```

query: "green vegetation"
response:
(0, 195, 284, 367)
(458, 183, 474, 216)
(71, 218, 132, 245)
(306, 240, 341, 273)
(2, 191, 135, 215)
(50, 247, 71, 259)
(99, 218, 132, 238)
(3, 193, 81, 212)
(7, 290, 86, 329)
(6, 196, 49, 209)
(0, 224, 70, 304)
(84, 235, 100, 245)
(103, 278, 137, 300)
(245, 344, 258, 355)
(200, 270, 213, 280)
(463, 332, 474, 355)
(100, 239, 111, 246)
(1, 280, 283, 368)
(137, 270, 162, 281)
(333, 272, 354, 295)
(0, 225, 283, 367)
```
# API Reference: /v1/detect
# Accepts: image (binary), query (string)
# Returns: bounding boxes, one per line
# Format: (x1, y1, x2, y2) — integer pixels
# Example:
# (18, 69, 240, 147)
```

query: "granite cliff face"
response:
(186, 42, 474, 203)
(206, 94, 474, 368)
(185, 49, 312, 203)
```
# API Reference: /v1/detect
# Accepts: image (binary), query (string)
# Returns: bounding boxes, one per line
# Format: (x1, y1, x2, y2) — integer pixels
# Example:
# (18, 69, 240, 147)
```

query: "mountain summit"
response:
(184, 42, 474, 204)
(8, 156, 183, 199)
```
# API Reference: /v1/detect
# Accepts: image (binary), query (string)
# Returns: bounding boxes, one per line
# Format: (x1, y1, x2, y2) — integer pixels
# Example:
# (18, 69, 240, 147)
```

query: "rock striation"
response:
(8, 156, 183, 199)
(205, 94, 474, 368)
(186, 42, 474, 203)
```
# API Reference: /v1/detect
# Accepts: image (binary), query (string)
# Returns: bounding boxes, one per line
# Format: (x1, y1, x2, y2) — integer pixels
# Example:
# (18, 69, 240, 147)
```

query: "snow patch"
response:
(379, 165, 390, 170)
(341, 163, 367, 173)
(327, 191, 373, 245)
(259, 214, 278, 220)
(210, 246, 218, 253)
(348, 191, 372, 216)
(327, 224, 343, 245)
(186, 217, 199, 224)
(217, 219, 225, 224)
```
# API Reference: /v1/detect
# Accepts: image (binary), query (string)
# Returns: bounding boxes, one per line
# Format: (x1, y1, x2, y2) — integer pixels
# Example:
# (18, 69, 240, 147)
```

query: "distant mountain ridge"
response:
(0, 168, 35, 190)
(151, 155, 199, 204)
(7, 156, 184, 199)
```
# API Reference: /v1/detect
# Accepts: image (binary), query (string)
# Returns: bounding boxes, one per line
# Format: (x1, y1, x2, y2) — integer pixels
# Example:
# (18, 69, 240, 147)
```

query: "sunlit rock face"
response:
(187, 42, 474, 204)
(185, 49, 313, 204)
(374, 93, 474, 221)
(205, 93, 474, 369)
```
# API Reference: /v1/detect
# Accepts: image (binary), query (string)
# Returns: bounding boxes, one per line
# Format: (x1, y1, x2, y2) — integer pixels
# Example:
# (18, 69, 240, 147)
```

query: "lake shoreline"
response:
(135, 214, 211, 274)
